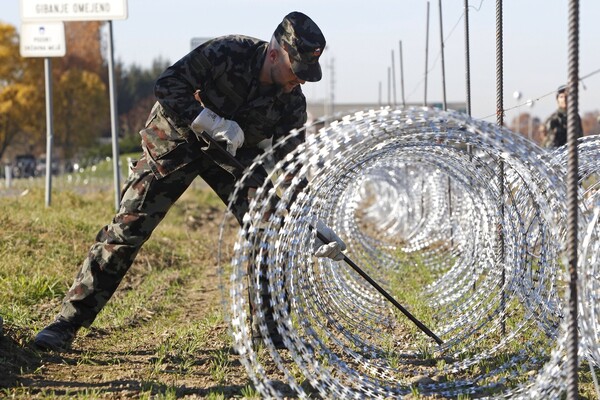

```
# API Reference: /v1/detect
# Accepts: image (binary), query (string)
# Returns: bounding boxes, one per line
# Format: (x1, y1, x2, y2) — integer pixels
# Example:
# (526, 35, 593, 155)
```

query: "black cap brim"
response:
(291, 59, 322, 82)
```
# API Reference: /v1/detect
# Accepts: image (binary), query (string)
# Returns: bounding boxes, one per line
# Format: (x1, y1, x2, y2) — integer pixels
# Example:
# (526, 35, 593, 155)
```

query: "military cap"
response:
(274, 11, 326, 82)
(556, 85, 567, 97)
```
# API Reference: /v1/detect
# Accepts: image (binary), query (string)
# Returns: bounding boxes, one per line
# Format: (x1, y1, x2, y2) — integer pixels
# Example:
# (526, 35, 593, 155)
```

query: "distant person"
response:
(542, 85, 583, 149)
(34, 11, 345, 351)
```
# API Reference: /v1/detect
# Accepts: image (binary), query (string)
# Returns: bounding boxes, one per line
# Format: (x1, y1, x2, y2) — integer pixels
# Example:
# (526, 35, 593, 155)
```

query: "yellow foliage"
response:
(0, 100, 12, 114)
(54, 69, 109, 157)
(0, 21, 110, 159)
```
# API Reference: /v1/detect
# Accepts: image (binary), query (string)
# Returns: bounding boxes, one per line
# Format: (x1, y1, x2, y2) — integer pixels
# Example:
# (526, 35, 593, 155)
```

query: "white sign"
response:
(20, 22, 66, 57)
(20, 0, 128, 21)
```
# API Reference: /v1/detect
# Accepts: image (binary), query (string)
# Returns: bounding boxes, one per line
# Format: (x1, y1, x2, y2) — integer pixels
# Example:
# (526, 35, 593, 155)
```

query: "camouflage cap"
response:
(274, 11, 326, 82)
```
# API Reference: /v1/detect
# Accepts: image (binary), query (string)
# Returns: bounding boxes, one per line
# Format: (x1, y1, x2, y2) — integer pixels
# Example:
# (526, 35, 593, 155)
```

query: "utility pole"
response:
(391, 50, 397, 106)
(388, 67, 391, 106)
(438, 0, 447, 111)
(329, 57, 335, 116)
(399, 40, 406, 108)
(424, 1, 431, 106)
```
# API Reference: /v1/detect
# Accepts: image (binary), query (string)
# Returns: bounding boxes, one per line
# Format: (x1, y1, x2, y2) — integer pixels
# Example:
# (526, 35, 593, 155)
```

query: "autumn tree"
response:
(1, 20, 174, 163)
(51, 21, 111, 158)
(0, 23, 46, 160)
(53, 69, 108, 160)
(60, 21, 105, 77)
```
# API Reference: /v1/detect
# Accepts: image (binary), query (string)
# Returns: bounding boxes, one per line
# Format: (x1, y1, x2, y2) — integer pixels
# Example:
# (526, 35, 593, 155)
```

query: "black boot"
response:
(34, 318, 81, 351)
(251, 314, 285, 349)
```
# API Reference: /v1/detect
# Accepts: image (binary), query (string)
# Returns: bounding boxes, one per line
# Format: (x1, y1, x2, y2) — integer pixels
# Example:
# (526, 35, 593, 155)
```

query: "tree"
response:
(53, 69, 108, 160)
(0, 23, 23, 82)
(0, 23, 46, 161)
(1, 21, 179, 162)
(0, 83, 39, 158)
(60, 22, 105, 77)
(117, 57, 170, 136)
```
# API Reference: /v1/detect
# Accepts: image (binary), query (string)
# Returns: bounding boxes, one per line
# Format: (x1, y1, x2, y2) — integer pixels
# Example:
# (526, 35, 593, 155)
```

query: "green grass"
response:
(387, 249, 439, 345)
(386, 247, 600, 399)
(1, 177, 598, 399)
(0, 189, 114, 328)
(0, 181, 235, 398)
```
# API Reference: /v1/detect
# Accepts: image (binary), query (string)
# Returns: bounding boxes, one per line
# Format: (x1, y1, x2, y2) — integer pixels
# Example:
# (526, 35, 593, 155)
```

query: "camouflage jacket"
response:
(139, 35, 307, 178)
(542, 108, 582, 149)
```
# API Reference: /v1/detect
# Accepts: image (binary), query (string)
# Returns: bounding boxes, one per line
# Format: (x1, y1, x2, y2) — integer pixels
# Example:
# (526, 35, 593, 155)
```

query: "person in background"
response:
(542, 85, 583, 149)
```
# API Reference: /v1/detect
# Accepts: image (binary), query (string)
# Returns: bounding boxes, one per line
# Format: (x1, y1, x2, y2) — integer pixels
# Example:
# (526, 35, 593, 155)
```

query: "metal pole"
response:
(399, 40, 406, 108)
(424, 1, 430, 106)
(387, 67, 391, 106)
(4, 165, 12, 188)
(464, 0, 475, 291)
(464, 0, 472, 116)
(314, 231, 443, 345)
(438, 0, 447, 111)
(495, 0, 506, 337)
(438, 0, 452, 249)
(330, 57, 335, 116)
(44, 57, 54, 207)
(107, 21, 121, 211)
(391, 50, 397, 106)
(566, 1, 580, 397)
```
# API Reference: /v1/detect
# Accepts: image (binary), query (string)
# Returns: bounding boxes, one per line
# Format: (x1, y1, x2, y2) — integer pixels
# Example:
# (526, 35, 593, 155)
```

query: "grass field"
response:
(0, 180, 265, 399)
(0, 171, 598, 398)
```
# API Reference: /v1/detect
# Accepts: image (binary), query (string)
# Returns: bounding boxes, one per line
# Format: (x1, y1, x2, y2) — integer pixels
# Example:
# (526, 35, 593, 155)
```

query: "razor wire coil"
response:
(218, 107, 600, 399)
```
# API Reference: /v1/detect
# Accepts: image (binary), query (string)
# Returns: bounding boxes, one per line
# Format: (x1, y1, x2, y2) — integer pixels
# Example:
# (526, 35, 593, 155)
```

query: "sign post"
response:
(20, 21, 66, 207)
(20, 0, 128, 211)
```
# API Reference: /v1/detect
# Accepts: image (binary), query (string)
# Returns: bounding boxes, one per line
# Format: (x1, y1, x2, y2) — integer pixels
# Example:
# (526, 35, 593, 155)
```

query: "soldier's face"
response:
(557, 92, 568, 109)
(272, 51, 306, 93)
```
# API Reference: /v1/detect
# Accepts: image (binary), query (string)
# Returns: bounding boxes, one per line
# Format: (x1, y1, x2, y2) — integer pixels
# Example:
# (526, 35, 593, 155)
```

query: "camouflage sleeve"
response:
(577, 114, 584, 138)
(154, 42, 226, 129)
(543, 114, 558, 148)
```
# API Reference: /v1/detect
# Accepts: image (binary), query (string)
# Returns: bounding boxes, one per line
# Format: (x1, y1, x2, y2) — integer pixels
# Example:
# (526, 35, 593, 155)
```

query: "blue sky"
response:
(4, 0, 600, 123)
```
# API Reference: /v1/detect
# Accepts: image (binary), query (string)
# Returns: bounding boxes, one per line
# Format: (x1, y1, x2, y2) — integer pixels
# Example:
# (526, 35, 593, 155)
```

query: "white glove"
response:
(191, 108, 244, 156)
(313, 220, 346, 261)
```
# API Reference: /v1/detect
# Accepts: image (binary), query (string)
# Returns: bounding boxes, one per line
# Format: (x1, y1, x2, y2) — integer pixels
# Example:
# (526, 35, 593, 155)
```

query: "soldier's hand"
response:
(191, 108, 245, 156)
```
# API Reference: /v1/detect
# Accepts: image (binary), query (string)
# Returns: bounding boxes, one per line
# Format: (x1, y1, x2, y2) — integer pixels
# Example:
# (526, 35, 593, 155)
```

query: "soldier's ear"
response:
(268, 48, 279, 64)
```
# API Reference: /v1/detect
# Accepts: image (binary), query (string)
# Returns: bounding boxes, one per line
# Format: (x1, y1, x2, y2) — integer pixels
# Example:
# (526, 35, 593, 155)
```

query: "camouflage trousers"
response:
(59, 151, 254, 327)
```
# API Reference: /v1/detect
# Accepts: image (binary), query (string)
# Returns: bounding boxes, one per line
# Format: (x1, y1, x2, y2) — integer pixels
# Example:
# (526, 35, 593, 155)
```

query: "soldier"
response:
(34, 11, 345, 351)
(542, 85, 583, 148)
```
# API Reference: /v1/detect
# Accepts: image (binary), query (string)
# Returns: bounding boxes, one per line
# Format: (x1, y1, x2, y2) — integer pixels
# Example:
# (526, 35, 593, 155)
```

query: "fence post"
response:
(4, 165, 12, 188)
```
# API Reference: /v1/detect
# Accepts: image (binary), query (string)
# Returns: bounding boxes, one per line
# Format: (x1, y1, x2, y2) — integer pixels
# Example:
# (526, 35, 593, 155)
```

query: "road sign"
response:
(20, 21, 66, 57)
(20, 0, 128, 21)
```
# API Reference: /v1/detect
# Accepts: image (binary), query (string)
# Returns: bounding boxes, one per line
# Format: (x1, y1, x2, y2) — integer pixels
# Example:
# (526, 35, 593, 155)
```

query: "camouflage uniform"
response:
(59, 35, 308, 328)
(542, 108, 582, 148)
